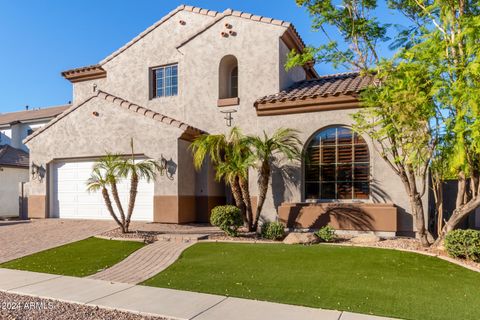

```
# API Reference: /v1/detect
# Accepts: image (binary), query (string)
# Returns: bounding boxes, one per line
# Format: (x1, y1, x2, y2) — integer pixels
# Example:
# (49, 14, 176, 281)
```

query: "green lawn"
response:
(1, 237, 144, 277)
(143, 242, 480, 320)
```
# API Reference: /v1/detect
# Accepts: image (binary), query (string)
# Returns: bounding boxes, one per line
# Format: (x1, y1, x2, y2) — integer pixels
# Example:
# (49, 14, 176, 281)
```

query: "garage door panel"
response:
(51, 160, 154, 221)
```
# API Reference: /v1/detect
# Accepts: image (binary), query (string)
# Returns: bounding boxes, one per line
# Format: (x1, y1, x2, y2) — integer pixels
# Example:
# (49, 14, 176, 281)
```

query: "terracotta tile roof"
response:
(0, 105, 70, 126)
(24, 90, 206, 144)
(0, 145, 29, 168)
(61, 65, 107, 83)
(255, 72, 375, 105)
(176, 8, 305, 49)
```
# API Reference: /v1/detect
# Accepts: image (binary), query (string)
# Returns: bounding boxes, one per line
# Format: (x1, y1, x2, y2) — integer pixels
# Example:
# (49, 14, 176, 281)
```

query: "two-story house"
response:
(24, 5, 419, 236)
(0, 105, 68, 217)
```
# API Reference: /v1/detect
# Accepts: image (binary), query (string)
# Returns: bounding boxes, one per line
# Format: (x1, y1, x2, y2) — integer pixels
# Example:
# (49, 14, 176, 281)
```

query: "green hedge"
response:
(261, 221, 285, 240)
(445, 229, 480, 262)
(210, 205, 243, 237)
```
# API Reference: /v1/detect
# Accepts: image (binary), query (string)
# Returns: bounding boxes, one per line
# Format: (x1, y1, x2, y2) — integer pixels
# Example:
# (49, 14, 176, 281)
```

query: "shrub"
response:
(261, 221, 285, 240)
(444, 229, 480, 262)
(210, 205, 243, 237)
(315, 226, 336, 242)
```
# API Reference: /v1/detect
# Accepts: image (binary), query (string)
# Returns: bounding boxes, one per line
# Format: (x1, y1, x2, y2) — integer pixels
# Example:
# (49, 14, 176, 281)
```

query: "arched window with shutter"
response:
(304, 126, 370, 200)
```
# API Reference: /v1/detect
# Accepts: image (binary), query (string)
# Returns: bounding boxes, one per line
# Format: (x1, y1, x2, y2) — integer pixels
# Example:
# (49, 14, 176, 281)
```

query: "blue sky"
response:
(0, 0, 407, 113)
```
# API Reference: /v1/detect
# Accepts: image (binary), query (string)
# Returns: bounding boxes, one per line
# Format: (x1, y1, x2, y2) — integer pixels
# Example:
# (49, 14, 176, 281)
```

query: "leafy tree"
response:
(388, 0, 480, 246)
(247, 129, 302, 231)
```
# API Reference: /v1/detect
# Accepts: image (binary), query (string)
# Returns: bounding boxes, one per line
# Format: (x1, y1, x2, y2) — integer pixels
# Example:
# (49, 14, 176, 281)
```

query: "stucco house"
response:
(0, 106, 68, 218)
(24, 5, 419, 237)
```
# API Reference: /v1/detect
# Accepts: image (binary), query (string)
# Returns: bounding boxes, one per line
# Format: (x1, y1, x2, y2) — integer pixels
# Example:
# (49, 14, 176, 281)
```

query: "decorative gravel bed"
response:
(100, 229, 163, 242)
(0, 291, 166, 320)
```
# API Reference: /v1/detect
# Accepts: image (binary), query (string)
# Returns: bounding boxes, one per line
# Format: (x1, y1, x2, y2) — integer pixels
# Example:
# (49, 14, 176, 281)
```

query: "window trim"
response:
(303, 125, 371, 202)
(150, 63, 179, 99)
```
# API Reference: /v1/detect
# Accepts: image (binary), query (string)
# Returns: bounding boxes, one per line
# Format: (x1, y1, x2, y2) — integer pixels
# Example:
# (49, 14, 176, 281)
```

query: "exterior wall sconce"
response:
(31, 163, 46, 182)
(160, 155, 176, 180)
(92, 111, 99, 117)
(220, 109, 237, 127)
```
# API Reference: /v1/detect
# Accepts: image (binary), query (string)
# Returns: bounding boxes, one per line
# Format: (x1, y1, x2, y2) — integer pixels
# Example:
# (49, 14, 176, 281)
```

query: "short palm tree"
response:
(118, 140, 162, 232)
(93, 154, 126, 230)
(191, 127, 256, 229)
(86, 167, 124, 229)
(248, 128, 302, 230)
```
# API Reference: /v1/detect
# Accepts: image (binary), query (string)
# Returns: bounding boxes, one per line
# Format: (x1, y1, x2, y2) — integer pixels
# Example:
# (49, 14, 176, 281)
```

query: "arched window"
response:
(219, 55, 238, 99)
(304, 126, 370, 200)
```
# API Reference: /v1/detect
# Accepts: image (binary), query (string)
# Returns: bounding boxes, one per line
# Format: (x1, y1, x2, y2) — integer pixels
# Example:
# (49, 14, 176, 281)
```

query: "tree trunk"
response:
(101, 187, 124, 231)
(230, 176, 246, 224)
(412, 194, 430, 247)
(125, 172, 138, 233)
(239, 176, 254, 231)
(110, 181, 126, 229)
(253, 161, 270, 231)
(433, 196, 480, 247)
(456, 171, 466, 209)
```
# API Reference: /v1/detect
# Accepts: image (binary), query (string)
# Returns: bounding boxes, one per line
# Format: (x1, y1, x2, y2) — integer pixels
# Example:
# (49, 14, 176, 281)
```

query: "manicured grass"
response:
(143, 242, 480, 320)
(1, 237, 144, 277)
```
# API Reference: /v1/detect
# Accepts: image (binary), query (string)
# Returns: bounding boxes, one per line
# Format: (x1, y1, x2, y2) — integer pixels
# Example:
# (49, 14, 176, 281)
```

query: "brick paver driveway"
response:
(0, 219, 116, 264)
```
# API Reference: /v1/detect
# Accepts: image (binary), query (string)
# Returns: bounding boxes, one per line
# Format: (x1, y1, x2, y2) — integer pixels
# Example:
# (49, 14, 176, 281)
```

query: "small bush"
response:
(444, 229, 480, 262)
(210, 205, 243, 237)
(261, 221, 285, 240)
(315, 226, 336, 242)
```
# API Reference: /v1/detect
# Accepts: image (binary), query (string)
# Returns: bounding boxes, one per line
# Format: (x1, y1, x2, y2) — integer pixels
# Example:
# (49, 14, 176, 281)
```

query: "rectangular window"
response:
(152, 64, 178, 98)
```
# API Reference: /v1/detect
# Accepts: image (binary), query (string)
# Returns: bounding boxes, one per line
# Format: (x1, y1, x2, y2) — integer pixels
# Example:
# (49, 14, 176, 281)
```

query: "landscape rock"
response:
(350, 234, 381, 244)
(283, 232, 319, 245)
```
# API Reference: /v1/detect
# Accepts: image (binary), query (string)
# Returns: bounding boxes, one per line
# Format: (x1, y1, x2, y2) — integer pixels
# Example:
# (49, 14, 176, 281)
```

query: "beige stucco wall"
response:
(28, 8, 420, 232)
(0, 167, 28, 217)
(26, 96, 187, 205)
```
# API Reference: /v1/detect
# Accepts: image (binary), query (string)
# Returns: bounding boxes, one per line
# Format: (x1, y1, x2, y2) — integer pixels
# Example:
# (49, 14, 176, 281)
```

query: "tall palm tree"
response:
(118, 139, 162, 232)
(86, 167, 124, 230)
(93, 154, 126, 229)
(248, 128, 302, 230)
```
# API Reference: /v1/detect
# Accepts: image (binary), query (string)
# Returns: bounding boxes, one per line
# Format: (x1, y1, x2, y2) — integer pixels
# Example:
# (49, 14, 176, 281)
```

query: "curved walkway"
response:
(89, 239, 194, 284)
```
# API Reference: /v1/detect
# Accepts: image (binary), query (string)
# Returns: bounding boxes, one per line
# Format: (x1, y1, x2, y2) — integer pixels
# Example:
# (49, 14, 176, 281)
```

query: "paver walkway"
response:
(0, 268, 399, 320)
(0, 219, 115, 264)
(89, 239, 194, 284)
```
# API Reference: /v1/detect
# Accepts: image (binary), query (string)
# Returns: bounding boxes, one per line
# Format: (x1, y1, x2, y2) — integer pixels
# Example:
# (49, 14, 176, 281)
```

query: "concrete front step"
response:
(157, 233, 209, 242)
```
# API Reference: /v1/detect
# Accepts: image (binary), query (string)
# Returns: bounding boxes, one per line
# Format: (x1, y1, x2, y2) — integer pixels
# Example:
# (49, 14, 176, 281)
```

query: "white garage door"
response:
(51, 160, 154, 221)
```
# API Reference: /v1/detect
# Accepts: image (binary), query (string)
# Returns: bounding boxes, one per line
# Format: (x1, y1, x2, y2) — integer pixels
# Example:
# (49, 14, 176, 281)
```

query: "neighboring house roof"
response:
(62, 4, 318, 82)
(24, 90, 206, 144)
(254, 72, 376, 116)
(0, 145, 29, 168)
(0, 105, 70, 126)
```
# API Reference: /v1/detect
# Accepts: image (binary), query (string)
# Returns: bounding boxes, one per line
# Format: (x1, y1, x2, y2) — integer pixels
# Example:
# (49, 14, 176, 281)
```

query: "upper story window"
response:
(304, 126, 370, 201)
(152, 64, 178, 98)
(219, 55, 238, 99)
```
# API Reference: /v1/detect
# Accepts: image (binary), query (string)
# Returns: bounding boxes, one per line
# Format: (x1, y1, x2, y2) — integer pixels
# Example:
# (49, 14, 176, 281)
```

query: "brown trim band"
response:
(62, 65, 107, 83)
(255, 95, 360, 116)
(217, 97, 240, 107)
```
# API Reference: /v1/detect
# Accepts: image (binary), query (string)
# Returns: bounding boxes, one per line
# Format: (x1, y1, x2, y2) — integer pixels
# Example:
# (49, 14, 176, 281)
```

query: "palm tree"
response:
(248, 128, 302, 231)
(215, 147, 255, 229)
(93, 154, 126, 230)
(86, 167, 124, 230)
(118, 139, 162, 232)
(190, 127, 256, 229)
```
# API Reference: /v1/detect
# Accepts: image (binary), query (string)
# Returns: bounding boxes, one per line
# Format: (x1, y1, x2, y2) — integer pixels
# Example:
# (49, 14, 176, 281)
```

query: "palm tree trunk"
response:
(110, 182, 126, 230)
(230, 176, 246, 224)
(101, 187, 124, 231)
(253, 161, 270, 231)
(239, 176, 254, 231)
(125, 172, 138, 232)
